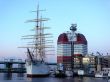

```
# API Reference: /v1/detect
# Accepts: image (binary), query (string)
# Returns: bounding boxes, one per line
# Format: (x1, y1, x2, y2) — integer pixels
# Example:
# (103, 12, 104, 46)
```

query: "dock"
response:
(0, 58, 57, 73)
(0, 58, 26, 73)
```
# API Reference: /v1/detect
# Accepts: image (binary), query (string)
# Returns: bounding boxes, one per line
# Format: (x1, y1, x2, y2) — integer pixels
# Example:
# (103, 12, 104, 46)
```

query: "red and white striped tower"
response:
(57, 24, 87, 72)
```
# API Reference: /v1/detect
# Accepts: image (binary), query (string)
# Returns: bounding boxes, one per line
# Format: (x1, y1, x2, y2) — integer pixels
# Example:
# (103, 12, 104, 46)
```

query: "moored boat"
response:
(21, 4, 53, 77)
(26, 60, 50, 77)
(65, 70, 73, 77)
(95, 72, 103, 78)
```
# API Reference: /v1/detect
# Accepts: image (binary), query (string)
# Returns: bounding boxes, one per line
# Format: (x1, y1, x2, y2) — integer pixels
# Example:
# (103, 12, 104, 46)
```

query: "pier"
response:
(0, 58, 26, 73)
(0, 58, 57, 73)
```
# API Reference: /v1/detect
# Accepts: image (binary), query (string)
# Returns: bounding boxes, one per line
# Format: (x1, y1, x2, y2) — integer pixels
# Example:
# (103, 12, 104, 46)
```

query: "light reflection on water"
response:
(4, 73, 12, 80)
(0, 73, 109, 82)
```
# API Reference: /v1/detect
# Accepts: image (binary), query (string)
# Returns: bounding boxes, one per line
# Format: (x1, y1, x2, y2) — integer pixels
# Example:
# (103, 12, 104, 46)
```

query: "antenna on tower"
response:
(70, 24, 77, 32)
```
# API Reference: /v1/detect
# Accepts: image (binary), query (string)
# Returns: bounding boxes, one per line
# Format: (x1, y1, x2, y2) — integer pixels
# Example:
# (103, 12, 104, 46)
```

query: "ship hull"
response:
(26, 61, 50, 77)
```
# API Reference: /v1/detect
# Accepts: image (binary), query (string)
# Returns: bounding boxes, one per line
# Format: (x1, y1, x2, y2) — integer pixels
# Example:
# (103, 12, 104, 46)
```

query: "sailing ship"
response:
(22, 5, 53, 77)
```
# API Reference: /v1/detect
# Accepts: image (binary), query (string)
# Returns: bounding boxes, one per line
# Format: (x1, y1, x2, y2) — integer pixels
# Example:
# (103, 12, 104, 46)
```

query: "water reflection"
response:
(1, 73, 109, 82)
(17, 73, 25, 80)
(74, 77, 84, 82)
(26, 77, 85, 82)
(17, 73, 24, 77)
(4, 73, 12, 80)
(27, 77, 58, 82)
(3, 73, 25, 80)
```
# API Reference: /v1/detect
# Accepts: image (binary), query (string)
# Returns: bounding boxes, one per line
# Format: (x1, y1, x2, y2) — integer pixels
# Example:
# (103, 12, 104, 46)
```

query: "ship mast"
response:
(21, 4, 54, 62)
(35, 4, 41, 60)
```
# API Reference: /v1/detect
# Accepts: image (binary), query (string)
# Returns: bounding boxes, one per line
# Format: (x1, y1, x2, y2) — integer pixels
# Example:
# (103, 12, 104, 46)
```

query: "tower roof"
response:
(75, 33, 87, 45)
(57, 33, 87, 45)
(57, 33, 69, 43)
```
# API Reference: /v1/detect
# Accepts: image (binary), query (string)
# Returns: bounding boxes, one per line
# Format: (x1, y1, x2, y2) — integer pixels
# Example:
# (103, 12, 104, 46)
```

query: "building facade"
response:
(82, 55, 97, 74)
(57, 24, 88, 72)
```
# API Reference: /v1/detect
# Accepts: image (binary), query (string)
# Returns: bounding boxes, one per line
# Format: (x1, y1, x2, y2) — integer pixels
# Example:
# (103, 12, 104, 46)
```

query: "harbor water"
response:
(0, 73, 109, 82)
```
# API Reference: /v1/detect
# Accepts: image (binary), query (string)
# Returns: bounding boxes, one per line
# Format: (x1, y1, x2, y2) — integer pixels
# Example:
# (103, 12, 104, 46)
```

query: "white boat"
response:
(26, 60, 50, 77)
(54, 70, 66, 77)
(108, 72, 110, 77)
(95, 71, 109, 78)
(65, 70, 73, 77)
(54, 63, 66, 77)
(78, 70, 84, 76)
(95, 72, 103, 78)
(21, 4, 53, 77)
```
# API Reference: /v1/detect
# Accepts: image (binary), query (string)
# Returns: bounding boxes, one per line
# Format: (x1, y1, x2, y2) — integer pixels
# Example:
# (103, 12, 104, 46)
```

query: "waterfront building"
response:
(82, 55, 97, 74)
(82, 54, 110, 74)
(101, 56, 109, 68)
(95, 53, 110, 72)
(56, 24, 110, 76)
(100, 55, 110, 74)
(57, 24, 88, 73)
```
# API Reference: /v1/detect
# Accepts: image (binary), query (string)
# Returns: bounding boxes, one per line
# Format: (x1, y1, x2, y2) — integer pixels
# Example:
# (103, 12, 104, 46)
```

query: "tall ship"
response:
(22, 5, 53, 77)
